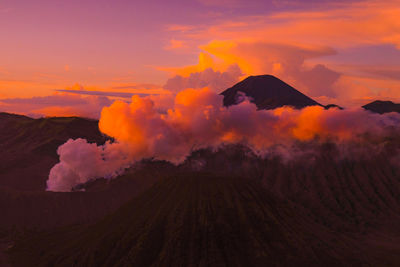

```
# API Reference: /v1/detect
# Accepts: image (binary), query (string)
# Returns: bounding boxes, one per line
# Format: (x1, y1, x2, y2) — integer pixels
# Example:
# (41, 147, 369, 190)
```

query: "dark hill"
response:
(0, 162, 168, 230)
(6, 144, 400, 266)
(221, 75, 322, 109)
(0, 113, 107, 191)
(9, 173, 365, 266)
(362, 100, 400, 114)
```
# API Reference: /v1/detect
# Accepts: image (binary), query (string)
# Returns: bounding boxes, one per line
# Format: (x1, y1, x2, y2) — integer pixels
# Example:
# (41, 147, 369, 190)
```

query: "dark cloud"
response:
(298, 64, 341, 98)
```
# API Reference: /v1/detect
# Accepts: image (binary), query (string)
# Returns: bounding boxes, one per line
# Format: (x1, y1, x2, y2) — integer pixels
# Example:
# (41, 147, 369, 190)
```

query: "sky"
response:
(1, 0, 400, 118)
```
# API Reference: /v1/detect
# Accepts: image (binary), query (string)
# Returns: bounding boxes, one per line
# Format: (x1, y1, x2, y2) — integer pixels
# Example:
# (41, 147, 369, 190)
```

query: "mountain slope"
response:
(186, 144, 400, 231)
(10, 173, 366, 267)
(0, 164, 165, 230)
(0, 113, 107, 191)
(221, 75, 322, 109)
(362, 100, 400, 114)
(6, 142, 400, 265)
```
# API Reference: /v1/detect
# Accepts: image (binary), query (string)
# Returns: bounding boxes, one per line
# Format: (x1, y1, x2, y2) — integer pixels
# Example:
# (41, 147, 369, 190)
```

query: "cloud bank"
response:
(47, 87, 400, 191)
(162, 0, 400, 106)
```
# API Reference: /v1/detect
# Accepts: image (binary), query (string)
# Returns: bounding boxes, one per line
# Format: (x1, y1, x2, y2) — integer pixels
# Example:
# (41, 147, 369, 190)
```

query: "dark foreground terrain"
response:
(8, 167, 400, 266)
(0, 113, 165, 265)
(5, 139, 400, 266)
(2, 121, 400, 265)
(8, 173, 363, 266)
(0, 113, 164, 230)
(0, 112, 106, 191)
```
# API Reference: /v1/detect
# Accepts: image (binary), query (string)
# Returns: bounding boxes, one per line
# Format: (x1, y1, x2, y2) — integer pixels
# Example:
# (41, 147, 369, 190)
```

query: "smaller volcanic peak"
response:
(221, 75, 322, 110)
(362, 100, 400, 114)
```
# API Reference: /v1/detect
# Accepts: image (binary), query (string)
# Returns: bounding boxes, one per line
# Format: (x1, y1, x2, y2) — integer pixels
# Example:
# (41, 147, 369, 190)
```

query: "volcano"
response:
(221, 75, 322, 109)
(362, 100, 400, 114)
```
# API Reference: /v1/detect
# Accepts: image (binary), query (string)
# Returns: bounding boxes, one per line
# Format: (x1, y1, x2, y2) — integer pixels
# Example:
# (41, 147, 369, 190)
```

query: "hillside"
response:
(5, 138, 400, 266)
(0, 113, 107, 191)
(0, 164, 167, 230)
(8, 173, 362, 266)
(10, 167, 400, 266)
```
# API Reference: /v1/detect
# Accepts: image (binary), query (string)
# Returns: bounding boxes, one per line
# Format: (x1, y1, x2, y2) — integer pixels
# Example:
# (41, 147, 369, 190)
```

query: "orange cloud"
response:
(49, 87, 400, 191)
(99, 87, 397, 157)
(158, 0, 400, 107)
(201, 41, 336, 76)
(164, 39, 187, 50)
(157, 52, 220, 76)
(161, 41, 341, 103)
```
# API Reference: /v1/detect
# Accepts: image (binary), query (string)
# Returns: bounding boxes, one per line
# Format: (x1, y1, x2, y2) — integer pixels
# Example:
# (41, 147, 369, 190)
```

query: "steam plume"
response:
(47, 87, 400, 191)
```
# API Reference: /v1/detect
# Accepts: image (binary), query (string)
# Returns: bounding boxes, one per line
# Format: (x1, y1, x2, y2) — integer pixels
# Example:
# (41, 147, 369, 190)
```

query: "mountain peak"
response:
(362, 100, 400, 114)
(221, 75, 321, 110)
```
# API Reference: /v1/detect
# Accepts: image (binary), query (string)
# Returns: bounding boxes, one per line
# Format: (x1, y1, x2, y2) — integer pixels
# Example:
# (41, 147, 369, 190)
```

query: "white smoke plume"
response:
(47, 139, 131, 192)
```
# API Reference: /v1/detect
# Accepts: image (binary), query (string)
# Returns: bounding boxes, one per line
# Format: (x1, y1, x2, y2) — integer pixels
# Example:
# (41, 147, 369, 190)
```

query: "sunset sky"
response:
(1, 0, 400, 118)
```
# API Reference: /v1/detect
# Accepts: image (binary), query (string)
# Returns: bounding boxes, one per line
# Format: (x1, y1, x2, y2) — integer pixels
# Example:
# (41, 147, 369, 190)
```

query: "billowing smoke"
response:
(47, 139, 131, 192)
(47, 87, 400, 191)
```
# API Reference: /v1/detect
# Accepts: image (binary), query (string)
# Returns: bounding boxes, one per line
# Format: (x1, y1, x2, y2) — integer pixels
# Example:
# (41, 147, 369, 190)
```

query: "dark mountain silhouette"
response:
(362, 100, 400, 114)
(221, 75, 322, 109)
